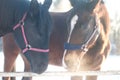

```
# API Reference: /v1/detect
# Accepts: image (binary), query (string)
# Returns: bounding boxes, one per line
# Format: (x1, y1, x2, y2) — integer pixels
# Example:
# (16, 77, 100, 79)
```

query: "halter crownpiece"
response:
(13, 12, 49, 53)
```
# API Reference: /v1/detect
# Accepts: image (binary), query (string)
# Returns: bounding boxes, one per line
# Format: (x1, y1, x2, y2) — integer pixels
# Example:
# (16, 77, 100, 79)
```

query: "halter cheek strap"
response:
(13, 13, 49, 53)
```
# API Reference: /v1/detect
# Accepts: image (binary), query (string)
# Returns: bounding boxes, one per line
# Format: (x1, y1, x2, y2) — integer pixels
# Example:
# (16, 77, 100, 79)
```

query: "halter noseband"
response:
(64, 15, 100, 53)
(13, 13, 49, 53)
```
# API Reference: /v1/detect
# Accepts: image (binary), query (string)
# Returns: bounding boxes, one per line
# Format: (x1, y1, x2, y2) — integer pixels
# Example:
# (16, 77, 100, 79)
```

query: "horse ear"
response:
(87, 0, 101, 11)
(29, 0, 39, 18)
(43, 0, 52, 10)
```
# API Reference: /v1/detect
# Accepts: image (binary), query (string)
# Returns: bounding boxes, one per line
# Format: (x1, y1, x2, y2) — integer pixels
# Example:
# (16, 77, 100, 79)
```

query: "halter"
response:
(13, 13, 49, 53)
(64, 14, 100, 53)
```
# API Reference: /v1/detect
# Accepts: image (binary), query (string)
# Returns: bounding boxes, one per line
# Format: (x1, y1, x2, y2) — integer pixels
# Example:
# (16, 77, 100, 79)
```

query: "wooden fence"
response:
(0, 71, 120, 77)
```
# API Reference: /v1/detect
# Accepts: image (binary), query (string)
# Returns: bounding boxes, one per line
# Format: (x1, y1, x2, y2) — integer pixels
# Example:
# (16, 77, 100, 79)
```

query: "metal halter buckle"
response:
(26, 44, 31, 50)
(19, 20, 24, 26)
(81, 44, 88, 52)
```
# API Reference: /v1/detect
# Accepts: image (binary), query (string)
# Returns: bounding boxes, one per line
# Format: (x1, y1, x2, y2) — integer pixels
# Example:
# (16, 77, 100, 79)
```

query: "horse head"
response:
(63, 0, 107, 71)
(13, 0, 52, 74)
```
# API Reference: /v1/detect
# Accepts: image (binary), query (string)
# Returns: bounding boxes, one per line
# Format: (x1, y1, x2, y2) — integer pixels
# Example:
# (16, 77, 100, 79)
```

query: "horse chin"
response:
(24, 52, 49, 74)
(31, 64, 48, 74)
(63, 50, 86, 71)
(64, 52, 106, 71)
(30, 60, 48, 74)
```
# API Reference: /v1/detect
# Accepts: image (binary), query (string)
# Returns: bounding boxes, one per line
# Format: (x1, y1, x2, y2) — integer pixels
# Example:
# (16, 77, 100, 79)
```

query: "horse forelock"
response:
(70, 0, 102, 12)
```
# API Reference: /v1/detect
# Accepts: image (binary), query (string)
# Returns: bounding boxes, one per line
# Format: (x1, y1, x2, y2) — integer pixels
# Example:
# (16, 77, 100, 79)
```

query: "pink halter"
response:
(13, 13, 49, 53)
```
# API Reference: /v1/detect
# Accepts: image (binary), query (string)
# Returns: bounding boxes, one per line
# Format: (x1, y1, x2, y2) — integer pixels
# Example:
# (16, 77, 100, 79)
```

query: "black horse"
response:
(0, 0, 52, 80)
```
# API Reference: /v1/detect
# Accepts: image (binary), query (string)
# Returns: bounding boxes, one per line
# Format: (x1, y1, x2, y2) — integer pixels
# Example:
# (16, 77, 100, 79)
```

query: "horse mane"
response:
(0, 0, 29, 36)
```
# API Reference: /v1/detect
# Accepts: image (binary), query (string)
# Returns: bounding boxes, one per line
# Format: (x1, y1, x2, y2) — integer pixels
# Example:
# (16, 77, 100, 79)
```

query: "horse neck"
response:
(0, 0, 29, 35)
(13, 0, 30, 23)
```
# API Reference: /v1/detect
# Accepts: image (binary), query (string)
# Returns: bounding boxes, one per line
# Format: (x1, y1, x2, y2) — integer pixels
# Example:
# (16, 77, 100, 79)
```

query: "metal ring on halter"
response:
(26, 44, 32, 50)
(81, 44, 88, 52)
(19, 20, 24, 26)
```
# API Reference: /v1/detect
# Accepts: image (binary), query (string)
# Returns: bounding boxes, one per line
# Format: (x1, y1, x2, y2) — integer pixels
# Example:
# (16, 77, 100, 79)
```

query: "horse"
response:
(2, 10, 70, 80)
(0, 0, 52, 80)
(3, 0, 110, 80)
(63, 0, 110, 80)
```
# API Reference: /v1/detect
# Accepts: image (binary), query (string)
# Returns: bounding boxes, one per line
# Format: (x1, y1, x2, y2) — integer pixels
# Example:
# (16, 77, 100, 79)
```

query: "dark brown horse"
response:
(63, 0, 110, 80)
(3, 0, 110, 80)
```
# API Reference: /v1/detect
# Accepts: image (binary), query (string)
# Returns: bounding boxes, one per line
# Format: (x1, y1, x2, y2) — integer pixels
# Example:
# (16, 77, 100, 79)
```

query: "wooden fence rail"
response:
(0, 71, 120, 77)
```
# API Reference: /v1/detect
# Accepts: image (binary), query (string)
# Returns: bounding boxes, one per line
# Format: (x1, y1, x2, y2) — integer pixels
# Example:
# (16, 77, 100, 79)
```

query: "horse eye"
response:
(30, 12, 33, 17)
(80, 24, 84, 28)
(80, 23, 89, 29)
